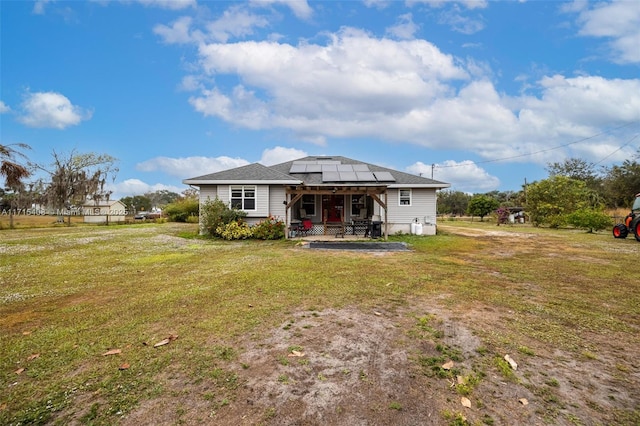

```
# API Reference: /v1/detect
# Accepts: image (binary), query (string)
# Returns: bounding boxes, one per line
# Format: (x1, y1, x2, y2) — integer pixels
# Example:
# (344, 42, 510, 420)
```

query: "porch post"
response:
(285, 196, 289, 239)
(384, 190, 388, 240)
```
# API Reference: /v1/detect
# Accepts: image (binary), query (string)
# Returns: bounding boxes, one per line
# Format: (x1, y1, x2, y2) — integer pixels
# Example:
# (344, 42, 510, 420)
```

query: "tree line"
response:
(438, 149, 640, 231)
(0, 144, 200, 225)
(3, 143, 639, 232)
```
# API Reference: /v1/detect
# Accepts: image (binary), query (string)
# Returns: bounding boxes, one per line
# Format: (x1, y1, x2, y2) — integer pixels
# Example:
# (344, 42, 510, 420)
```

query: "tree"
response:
(546, 158, 604, 204)
(39, 150, 118, 224)
(120, 195, 152, 213)
(601, 155, 640, 209)
(164, 198, 199, 222)
(145, 190, 181, 208)
(566, 208, 612, 233)
(547, 158, 599, 183)
(467, 194, 499, 221)
(525, 175, 592, 227)
(181, 188, 199, 199)
(1, 143, 32, 228)
(437, 190, 471, 216)
(1, 143, 31, 188)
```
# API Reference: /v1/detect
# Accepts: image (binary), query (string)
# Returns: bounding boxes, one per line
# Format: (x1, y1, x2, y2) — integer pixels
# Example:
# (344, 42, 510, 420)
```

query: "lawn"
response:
(1, 222, 639, 425)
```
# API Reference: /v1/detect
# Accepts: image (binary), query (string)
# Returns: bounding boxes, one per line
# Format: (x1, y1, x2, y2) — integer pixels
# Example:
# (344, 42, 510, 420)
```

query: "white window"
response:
(230, 186, 256, 210)
(399, 189, 412, 206)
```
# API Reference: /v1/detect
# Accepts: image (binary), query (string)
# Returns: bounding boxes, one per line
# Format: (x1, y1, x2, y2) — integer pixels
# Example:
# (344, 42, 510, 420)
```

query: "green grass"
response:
(1, 222, 639, 424)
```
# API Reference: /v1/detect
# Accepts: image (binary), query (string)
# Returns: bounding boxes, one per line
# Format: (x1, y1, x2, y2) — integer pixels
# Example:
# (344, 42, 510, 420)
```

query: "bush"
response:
(164, 198, 199, 222)
(495, 207, 510, 225)
(216, 221, 253, 240)
(566, 208, 612, 233)
(200, 197, 247, 237)
(252, 216, 286, 240)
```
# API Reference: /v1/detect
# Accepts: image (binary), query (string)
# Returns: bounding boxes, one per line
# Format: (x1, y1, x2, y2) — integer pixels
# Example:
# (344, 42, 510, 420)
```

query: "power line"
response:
(434, 121, 639, 169)
(593, 133, 639, 166)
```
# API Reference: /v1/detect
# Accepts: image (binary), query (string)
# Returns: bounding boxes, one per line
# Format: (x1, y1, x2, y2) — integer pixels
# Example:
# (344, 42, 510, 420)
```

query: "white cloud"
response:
(136, 155, 250, 178)
(32, 0, 53, 14)
(572, 0, 640, 64)
(133, 0, 196, 10)
(18, 91, 92, 129)
(438, 7, 485, 35)
(175, 20, 639, 168)
(363, 0, 390, 10)
(259, 146, 307, 166)
(206, 6, 270, 43)
(178, 75, 202, 92)
(412, 160, 500, 193)
(0, 101, 10, 114)
(250, 0, 313, 20)
(153, 16, 197, 44)
(386, 13, 419, 40)
(190, 28, 468, 137)
(109, 178, 185, 199)
(154, 7, 269, 44)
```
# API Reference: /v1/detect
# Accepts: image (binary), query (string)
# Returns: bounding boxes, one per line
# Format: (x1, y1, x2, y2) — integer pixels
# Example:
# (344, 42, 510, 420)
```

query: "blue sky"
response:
(1, 0, 639, 198)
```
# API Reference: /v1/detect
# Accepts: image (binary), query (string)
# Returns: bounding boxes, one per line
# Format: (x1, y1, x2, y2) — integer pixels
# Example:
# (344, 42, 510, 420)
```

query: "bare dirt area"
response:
(123, 303, 638, 426)
(122, 305, 528, 426)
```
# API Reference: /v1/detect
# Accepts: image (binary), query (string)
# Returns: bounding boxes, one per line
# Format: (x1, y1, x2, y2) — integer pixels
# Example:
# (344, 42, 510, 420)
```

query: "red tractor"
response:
(613, 193, 640, 242)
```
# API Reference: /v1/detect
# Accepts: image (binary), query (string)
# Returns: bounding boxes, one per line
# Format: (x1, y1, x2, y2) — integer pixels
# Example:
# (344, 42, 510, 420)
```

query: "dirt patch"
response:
(121, 304, 579, 426)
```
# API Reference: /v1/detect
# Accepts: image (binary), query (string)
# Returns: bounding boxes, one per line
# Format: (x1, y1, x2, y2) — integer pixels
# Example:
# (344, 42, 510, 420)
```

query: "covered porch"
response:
(283, 185, 389, 240)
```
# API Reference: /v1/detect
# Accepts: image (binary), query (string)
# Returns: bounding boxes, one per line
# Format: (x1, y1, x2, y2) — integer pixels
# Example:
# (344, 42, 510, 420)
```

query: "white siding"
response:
(269, 186, 287, 220)
(83, 201, 127, 224)
(199, 185, 219, 204)
(199, 184, 285, 220)
(373, 188, 438, 234)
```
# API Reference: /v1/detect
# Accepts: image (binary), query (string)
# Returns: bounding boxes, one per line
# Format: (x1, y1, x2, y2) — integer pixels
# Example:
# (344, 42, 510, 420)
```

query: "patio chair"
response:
(298, 219, 313, 236)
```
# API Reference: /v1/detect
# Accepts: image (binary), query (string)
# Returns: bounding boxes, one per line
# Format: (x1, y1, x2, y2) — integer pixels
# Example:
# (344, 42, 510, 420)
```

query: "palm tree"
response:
(1, 143, 32, 228)
(0, 143, 31, 187)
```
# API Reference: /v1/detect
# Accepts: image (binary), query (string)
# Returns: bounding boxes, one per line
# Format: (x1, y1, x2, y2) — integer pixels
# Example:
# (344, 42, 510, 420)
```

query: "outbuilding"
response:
(83, 200, 127, 224)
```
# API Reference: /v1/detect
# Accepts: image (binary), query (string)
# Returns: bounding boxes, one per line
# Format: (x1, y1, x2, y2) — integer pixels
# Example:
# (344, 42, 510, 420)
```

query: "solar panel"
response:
(353, 164, 370, 171)
(339, 171, 358, 181)
(337, 164, 354, 172)
(374, 171, 396, 182)
(322, 171, 340, 181)
(355, 171, 376, 181)
(321, 164, 338, 172)
(290, 164, 306, 173)
(306, 164, 322, 172)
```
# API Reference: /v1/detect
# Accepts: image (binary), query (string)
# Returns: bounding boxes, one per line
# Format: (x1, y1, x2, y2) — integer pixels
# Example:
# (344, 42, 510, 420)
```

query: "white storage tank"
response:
(414, 222, 423, 235)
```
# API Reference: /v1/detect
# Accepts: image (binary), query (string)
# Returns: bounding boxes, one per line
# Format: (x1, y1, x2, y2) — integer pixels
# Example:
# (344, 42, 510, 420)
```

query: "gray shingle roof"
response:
(183, 163, 300, 184)
(183, 155, 449, 188)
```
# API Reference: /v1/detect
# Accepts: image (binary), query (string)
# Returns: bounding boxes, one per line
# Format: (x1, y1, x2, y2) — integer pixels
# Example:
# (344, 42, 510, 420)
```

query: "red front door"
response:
(322, 195, 344, 222)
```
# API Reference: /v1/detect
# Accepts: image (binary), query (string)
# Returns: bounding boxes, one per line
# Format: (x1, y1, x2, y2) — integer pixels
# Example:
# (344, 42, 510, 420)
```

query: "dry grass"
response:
(1, 222, 639, 425)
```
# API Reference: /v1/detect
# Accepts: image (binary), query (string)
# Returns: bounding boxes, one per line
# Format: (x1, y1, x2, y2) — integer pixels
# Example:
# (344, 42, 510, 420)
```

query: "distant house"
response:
(183, 156, 450, 239)
(83, 200, 127, 224)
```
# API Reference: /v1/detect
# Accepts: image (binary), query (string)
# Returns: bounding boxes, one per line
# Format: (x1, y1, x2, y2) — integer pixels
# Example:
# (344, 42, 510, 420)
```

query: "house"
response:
(82, 200, 127, 224)
(183, 156, 450, 239)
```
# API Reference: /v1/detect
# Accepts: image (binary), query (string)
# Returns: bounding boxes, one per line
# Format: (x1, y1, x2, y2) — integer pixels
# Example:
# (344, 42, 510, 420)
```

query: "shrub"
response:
(252, 216, 286, 240)
(495, 207, 510, 225)
(200, 197, 247, 237)
(566, 208, 612, 233)
(216, 221, 253, 240)
(164, 198, 199, 222)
